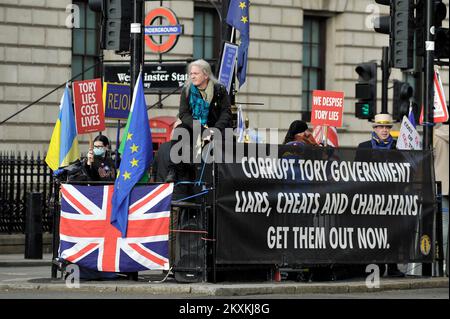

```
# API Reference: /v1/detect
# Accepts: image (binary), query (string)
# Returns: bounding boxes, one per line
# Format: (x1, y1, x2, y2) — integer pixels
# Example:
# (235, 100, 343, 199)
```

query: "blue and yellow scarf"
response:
(371, 131, 394, 149)
(189, 85, 210, 126)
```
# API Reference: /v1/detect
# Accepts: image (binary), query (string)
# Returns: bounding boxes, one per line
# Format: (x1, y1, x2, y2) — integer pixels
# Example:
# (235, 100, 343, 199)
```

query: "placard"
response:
(310, 90, 345, 127)
(218, 42, 239, 94)
(72, 78, 105, 134)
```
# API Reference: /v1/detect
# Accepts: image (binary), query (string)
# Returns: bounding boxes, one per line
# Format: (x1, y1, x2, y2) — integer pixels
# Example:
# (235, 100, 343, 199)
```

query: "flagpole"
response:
(322, 126, 328, 147)
(88, 133, 93, 166)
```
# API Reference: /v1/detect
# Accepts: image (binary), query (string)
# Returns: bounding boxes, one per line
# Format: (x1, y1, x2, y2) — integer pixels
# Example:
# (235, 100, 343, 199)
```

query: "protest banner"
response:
(72, 78, 105, 134)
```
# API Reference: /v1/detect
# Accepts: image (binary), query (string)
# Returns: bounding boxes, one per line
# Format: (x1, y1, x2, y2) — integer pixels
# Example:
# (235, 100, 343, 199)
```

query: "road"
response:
(0, 287, 447, 299)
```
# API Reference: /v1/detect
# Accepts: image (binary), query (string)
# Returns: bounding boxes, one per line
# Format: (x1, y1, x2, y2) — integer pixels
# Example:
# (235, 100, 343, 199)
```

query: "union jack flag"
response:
(58, 183, 173, 272)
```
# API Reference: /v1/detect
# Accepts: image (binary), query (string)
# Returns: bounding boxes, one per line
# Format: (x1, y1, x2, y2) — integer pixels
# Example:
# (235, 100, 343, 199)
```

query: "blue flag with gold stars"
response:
(226, 0, 249, 88)
(111, 71, 153, 237)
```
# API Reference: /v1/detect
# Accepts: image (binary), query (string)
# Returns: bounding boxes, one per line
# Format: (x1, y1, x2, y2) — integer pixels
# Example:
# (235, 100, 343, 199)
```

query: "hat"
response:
(283, 120, 309, 144)
(372, 113, 394, 128)
(288, 120, 308, 135)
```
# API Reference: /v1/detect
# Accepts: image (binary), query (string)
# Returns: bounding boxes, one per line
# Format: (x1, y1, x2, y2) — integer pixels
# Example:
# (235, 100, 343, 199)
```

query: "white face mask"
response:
(93, 148, 105, 157)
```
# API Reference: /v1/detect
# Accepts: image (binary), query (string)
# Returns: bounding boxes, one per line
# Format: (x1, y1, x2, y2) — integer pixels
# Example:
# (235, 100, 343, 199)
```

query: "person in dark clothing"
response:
(283, 120, 319, 146)
(357, 113, 397, 150)
(151, 141, 172, 183)
(357, 113, 405, 278)
(166, 59, 232, 182)
(85, 134, 117, 182)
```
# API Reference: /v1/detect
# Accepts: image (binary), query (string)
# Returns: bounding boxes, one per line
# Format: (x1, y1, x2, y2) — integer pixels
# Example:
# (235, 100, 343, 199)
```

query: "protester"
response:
(283, 120, 319, 146)
(357, 113, 396, 149)
(85, 134, 117, 182)
(357, 113, 405, 278)
(165, 59, 232, 182)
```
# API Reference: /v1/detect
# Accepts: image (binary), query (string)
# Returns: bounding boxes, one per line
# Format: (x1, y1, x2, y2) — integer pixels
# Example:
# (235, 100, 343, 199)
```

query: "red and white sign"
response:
(419, 70, 449, 124)
(310, 90, 345, 127)
(72, 78, 105, 134)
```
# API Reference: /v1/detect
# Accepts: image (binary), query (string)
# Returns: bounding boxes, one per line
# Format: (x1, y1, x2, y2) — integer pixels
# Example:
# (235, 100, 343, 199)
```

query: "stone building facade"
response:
(0, 0, 448, 154)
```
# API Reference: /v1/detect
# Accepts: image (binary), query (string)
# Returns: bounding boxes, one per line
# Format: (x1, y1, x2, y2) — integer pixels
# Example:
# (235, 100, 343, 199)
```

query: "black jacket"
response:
(357, 139, 397, 150)
(179, 82, 232, 132)
(356, 138, 397, 163)
(85, 154, 117, 182)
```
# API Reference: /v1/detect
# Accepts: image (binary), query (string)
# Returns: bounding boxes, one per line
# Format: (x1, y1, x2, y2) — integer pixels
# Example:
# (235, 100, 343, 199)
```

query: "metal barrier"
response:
(0, 151, 58, 234)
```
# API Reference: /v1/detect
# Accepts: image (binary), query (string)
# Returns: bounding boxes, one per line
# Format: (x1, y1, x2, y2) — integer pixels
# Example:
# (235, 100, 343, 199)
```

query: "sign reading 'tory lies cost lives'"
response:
(310, 90, 345, 127)
(72, 78, 105, 134)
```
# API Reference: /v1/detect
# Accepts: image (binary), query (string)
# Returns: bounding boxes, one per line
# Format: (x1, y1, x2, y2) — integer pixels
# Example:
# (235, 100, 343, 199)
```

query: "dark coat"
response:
(357, 139, 397, 150)
(356, 137, 397, 162)
(151, 141, 171, 183)
(179, 82, 232, 132)
(85, 153, 116, 182)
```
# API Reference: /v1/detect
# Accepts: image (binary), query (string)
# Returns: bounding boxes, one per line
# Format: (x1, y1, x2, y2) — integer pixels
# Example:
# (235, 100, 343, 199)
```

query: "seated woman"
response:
(283, 120, 319, 146)
(85, 135, 117, 182)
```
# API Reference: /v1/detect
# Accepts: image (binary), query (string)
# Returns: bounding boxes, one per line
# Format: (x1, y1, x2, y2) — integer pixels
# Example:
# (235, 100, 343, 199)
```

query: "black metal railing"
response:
(0, 151, 59, 234)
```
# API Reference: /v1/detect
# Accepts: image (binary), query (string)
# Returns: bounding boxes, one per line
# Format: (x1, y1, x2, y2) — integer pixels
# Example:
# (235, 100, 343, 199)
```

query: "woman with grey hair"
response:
(165, 59, 232, 183)
(178, 59, 231, 132)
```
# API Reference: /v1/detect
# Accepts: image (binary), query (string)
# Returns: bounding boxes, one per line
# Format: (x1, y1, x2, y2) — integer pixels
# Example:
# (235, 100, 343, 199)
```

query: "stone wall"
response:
(0, 0, 448, 153)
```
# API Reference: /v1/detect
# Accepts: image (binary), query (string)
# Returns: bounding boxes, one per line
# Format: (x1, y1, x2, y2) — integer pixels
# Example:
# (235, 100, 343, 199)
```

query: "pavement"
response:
(0, 254, 448, 297)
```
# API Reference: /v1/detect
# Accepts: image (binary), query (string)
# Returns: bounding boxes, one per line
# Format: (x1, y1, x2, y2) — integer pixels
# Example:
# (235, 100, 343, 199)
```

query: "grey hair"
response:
(184, 59, 217, 91)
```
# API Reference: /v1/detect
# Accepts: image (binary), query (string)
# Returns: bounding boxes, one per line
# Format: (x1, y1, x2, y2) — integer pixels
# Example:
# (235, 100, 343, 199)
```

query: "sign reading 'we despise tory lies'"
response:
(311, 90, 345, 127)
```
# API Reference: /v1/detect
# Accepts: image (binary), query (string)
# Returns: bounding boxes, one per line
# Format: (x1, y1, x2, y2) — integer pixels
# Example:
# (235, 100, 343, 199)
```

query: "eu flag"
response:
(226, 0, 249, 88)
(408, 106, 416, 128)
(111, 71, 153, 237)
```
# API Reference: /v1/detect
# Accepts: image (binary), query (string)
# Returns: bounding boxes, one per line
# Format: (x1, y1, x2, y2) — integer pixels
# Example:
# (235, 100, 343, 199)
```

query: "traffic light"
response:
(355, 62, 377, 120)
(89, 0, 132, 52)
(373, 0, 414, 69)
(415, 0, 448, 58)
(392, 80, 413, 121)
(435, 2, 449, 59)
(435, 28, 450, 59)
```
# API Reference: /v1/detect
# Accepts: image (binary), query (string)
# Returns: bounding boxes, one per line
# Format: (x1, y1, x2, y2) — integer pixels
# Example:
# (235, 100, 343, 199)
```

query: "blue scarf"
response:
(371, 131, 394, 149)
(189, 85, 210, 126)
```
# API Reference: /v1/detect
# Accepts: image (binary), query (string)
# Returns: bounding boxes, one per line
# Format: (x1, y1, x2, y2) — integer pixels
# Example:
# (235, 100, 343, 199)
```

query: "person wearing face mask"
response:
(85, 134, 117, 182)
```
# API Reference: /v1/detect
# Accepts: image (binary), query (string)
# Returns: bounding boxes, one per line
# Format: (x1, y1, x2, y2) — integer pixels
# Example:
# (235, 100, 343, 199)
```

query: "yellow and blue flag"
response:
(45, 84, 79, 171)
(226, 0, 250, 88)
(111, 71, 153, 237)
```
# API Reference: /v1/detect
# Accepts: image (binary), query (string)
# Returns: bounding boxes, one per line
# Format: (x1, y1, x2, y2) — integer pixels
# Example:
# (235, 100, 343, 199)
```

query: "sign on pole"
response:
(103, 63, 188, 93)
(218, 42, 239, 94)
(397, 116, 422, 150)
(102, 82, 131, 119)
(310, 90, 345, 127)
(72, 78, 105, 134)
(144, 7, 183, 53)
(419, 69, 449, 124)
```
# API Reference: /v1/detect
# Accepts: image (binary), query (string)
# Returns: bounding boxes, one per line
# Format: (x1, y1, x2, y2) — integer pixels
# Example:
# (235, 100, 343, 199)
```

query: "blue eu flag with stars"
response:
(226, 0, 250, 88)
(111, 71, 153, 237)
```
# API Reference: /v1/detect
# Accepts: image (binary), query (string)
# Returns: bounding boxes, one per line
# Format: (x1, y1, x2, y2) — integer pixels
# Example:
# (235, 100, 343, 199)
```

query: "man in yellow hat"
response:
(358, 113, 396, 149)
(357, 113, 405, 277)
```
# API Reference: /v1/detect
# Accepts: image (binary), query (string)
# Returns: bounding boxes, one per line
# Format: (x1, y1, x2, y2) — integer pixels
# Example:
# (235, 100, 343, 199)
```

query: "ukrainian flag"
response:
(45, 84, 80, 171)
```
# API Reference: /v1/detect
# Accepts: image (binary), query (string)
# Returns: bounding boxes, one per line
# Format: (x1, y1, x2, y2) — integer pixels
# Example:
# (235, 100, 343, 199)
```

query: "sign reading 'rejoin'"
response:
(72, 78, 105, 134)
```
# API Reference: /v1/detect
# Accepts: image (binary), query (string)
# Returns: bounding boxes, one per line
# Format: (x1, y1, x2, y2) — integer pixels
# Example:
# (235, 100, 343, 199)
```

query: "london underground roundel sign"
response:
(144, 7, 183, 53)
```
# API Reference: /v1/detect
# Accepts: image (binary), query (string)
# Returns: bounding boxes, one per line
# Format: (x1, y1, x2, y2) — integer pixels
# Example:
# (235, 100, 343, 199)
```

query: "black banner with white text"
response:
(215, 144, 436, 265)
